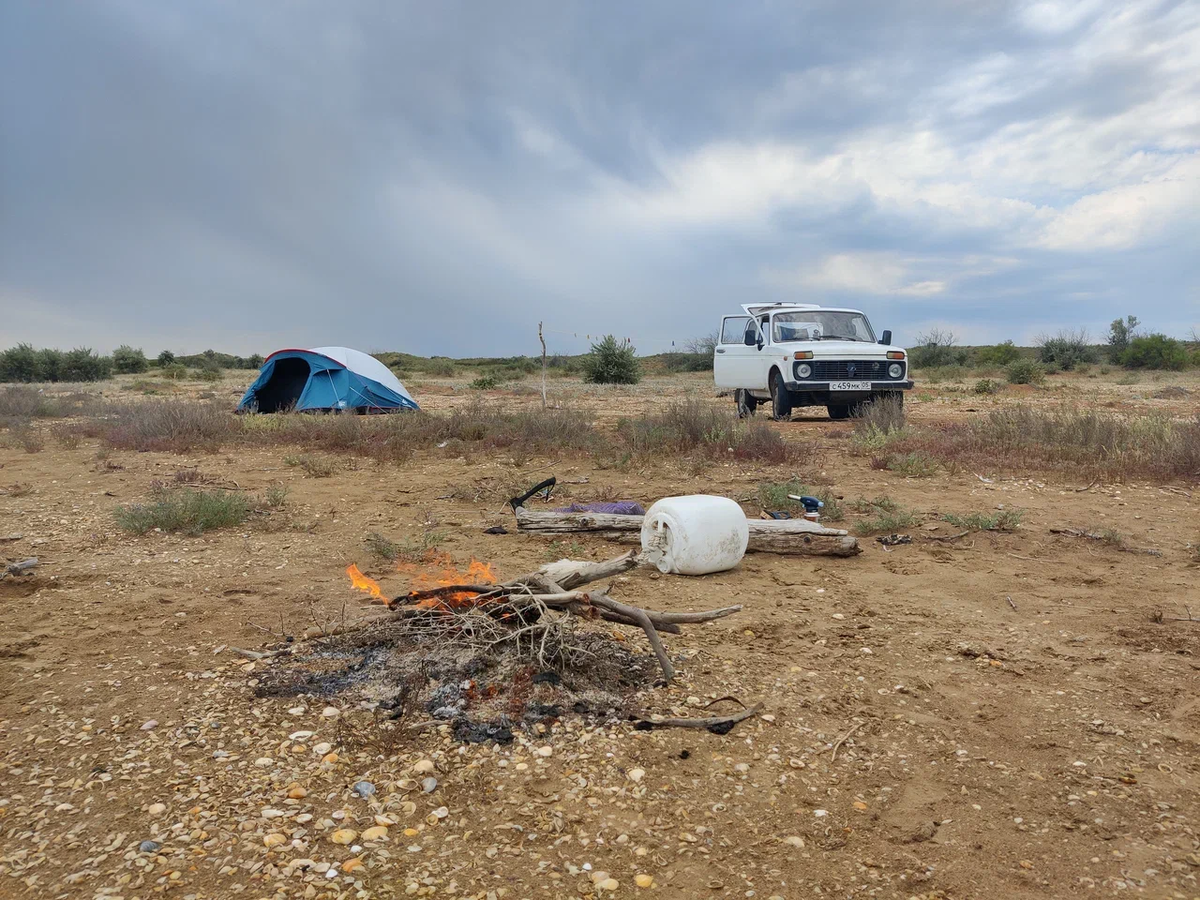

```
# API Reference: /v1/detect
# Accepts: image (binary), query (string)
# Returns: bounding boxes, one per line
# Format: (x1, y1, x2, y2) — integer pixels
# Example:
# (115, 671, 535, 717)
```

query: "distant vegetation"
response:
(1, 315, 1196, 385)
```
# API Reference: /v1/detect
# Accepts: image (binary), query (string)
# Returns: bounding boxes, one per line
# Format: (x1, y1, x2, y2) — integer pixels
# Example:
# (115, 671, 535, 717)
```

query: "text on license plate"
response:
(830, 380, 871, 391)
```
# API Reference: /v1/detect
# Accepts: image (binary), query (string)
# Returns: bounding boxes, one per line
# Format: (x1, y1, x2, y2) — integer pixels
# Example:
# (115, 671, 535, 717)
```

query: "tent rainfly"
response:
(237, 347, 419, 413)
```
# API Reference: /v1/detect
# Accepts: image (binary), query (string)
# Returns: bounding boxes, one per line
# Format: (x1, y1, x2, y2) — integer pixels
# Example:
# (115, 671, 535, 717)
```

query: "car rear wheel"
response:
(770, 371, 793, 420)
(734, 389, 759, 419)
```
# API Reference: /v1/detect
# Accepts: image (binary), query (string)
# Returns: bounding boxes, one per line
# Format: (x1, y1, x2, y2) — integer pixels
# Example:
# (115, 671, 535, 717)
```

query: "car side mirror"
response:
(880, 330, 892, 345)
(744, 332, 756, 347)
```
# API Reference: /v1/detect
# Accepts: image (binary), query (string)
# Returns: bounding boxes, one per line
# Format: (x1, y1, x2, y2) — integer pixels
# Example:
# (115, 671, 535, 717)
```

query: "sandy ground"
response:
(1, 369, 1199, 900)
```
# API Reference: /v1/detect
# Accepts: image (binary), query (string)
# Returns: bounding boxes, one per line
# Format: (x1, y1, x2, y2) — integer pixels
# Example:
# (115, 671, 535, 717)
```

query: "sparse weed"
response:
(545, 539, 587, 560)
(6, 482, 35, 497)
(365, 529, 447, 564)
(874, 451, 939, 477)
(974, 379, 1001, 395)
(284, 453, 336, 478)
(263, 484, 290, 508)
(849, 496, 899, 513)
(853, 507, 920, 535)
(942, 508, 1024, 532)
(114, 488, 253, 535)
(756, 478, 844, 522)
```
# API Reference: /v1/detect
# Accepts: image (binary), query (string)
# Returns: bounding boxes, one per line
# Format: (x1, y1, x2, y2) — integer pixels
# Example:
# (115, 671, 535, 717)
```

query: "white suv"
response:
(713, 303, 912, 420)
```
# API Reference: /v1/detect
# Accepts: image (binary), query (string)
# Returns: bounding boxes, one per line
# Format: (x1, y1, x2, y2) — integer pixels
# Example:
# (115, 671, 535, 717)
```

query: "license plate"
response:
(830, 380, 871, 391)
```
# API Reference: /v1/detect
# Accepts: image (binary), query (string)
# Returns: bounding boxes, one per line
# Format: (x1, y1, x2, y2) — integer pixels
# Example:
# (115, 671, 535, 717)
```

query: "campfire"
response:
(246, 550, 756, 745)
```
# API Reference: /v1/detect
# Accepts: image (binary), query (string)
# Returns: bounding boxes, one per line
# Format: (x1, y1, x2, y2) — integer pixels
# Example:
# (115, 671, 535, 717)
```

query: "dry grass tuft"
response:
(884, 407, 1200, 483)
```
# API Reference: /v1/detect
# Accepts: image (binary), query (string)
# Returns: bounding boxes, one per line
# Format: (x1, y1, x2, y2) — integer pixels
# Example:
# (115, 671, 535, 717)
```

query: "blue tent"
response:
(237, 346, 419, 413)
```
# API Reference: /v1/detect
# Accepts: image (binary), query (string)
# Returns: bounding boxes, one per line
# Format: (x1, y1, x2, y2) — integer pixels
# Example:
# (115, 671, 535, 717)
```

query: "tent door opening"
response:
(255, 357, 311, 413)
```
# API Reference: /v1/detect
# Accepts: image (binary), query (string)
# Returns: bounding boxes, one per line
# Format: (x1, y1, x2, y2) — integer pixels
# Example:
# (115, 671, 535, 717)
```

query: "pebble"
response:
(635, 874, 654, 888)
(264, 832, 287, 848)
(421, 776, 438, 793)
(361, 825, 389, 842)
(412, 759, 436, 774)
(140, 719, 158, 730)
(254, 757, 274, 767)
(138, 840, 162, 853)
(784, 836, 805, 848)
(148, 802, 166, 816)
(598, 878, 619, 891)
(321, 706, 341, 717)
(313, 742, 332, 755)
(627, 768, 645, 783)
(288, 785, 308, 799)
(331, 829, 358, 844)
(353, 780, 376, 798)
(536, 745, 553, 757)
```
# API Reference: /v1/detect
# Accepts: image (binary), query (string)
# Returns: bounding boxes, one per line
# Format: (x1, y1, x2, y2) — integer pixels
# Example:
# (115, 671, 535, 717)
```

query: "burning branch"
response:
(370, 550, 740, 682)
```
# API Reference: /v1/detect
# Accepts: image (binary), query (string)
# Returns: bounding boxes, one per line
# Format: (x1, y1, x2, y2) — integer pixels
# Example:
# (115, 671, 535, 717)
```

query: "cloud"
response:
(0, 0, 1198, 357)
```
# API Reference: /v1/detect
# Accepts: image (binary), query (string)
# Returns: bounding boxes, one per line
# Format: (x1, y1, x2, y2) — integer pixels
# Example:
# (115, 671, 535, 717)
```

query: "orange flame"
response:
(398, 556, 498, 610)
(345, 564, 384, 603)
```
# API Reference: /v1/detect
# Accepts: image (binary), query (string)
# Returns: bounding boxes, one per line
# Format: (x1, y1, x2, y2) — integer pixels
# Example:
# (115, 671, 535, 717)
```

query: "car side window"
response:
(720, 317, 750, 344)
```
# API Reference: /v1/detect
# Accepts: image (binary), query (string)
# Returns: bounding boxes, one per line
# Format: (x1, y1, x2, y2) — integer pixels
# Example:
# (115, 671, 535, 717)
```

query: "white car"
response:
(713, 303, 912, 420)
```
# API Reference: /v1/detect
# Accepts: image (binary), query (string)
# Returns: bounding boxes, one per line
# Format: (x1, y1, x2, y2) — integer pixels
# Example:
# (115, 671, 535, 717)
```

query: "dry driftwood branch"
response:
(1050, 527, 1163, 556)
(387, 552, 740, 681)
(830, 720, 866, 761)
(1, 557, 38, 579)
(513, 509, 860, 557)
(634, 703, 762, 735)
(924, 530, 970, 543)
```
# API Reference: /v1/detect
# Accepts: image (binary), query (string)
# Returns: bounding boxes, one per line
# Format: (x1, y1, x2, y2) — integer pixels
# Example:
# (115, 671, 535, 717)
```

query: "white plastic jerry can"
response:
(639, 495, 749, 575)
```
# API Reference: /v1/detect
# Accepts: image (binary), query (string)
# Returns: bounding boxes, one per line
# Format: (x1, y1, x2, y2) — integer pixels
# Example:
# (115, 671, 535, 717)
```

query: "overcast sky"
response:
(2, 1, 1198, 357)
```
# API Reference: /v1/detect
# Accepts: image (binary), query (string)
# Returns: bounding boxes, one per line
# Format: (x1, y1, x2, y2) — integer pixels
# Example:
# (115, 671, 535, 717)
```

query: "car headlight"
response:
(796, 363, 812, 378)
(888, 363, 903, 378)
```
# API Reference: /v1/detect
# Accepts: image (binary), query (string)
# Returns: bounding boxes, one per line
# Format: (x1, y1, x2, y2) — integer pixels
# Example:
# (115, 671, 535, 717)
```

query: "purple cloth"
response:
(554, 501, 646, 516)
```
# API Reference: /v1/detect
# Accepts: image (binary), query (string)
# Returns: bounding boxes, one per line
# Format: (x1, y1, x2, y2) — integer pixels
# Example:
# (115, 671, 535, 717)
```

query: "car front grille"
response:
(808, 360, 899, 380)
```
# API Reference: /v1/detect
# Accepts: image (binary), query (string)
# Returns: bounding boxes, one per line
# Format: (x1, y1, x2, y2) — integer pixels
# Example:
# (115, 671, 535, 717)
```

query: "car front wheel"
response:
(770, 372, 793, 420)
(827, 404, 851, 420)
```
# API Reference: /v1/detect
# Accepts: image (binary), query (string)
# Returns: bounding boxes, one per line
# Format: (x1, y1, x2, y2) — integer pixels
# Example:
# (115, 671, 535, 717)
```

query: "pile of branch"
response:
(513, 508, 860, 557)
(388, 550, 742, 681)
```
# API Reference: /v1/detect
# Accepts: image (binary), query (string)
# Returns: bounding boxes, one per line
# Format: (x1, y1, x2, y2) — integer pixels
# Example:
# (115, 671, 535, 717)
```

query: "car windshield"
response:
(772, 311, 875, 343)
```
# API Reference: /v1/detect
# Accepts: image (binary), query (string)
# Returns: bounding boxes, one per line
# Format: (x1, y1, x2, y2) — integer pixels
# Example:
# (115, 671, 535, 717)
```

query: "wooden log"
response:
(1, 557, 38, 579)
(513, 509, 860, 557)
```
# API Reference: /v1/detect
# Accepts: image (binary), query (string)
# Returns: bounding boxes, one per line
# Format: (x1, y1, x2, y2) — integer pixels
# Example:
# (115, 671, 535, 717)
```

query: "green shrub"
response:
(469, 373, 501, 390)
(974, 378, 1001, 395)
(157, 350, 176, 367)
(973, 341, 1021, 367)
(1120, 334, 1188, 370)
(112, 345, 149, 374)
(909, 329, 965, 369)
(160, 363, 188, 380)
(583, 335, 640, 385)
(114, 488, 253, 535)
(0, 345, 111, 382)
(0, 344, 41, 382)
(1006, 359, 1046, 385)
(1037, 329, 1097, 370)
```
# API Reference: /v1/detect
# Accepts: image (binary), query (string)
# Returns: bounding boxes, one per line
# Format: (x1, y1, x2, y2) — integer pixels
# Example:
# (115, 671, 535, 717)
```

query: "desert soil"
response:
(2, 370, 1199, 900)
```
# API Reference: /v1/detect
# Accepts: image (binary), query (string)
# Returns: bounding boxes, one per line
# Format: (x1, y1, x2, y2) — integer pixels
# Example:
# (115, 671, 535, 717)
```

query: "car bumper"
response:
(784, 380, 914, 394)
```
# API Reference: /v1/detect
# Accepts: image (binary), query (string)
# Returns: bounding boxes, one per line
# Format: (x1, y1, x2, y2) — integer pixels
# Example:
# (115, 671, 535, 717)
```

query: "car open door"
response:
(714, 315, 762, 389)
